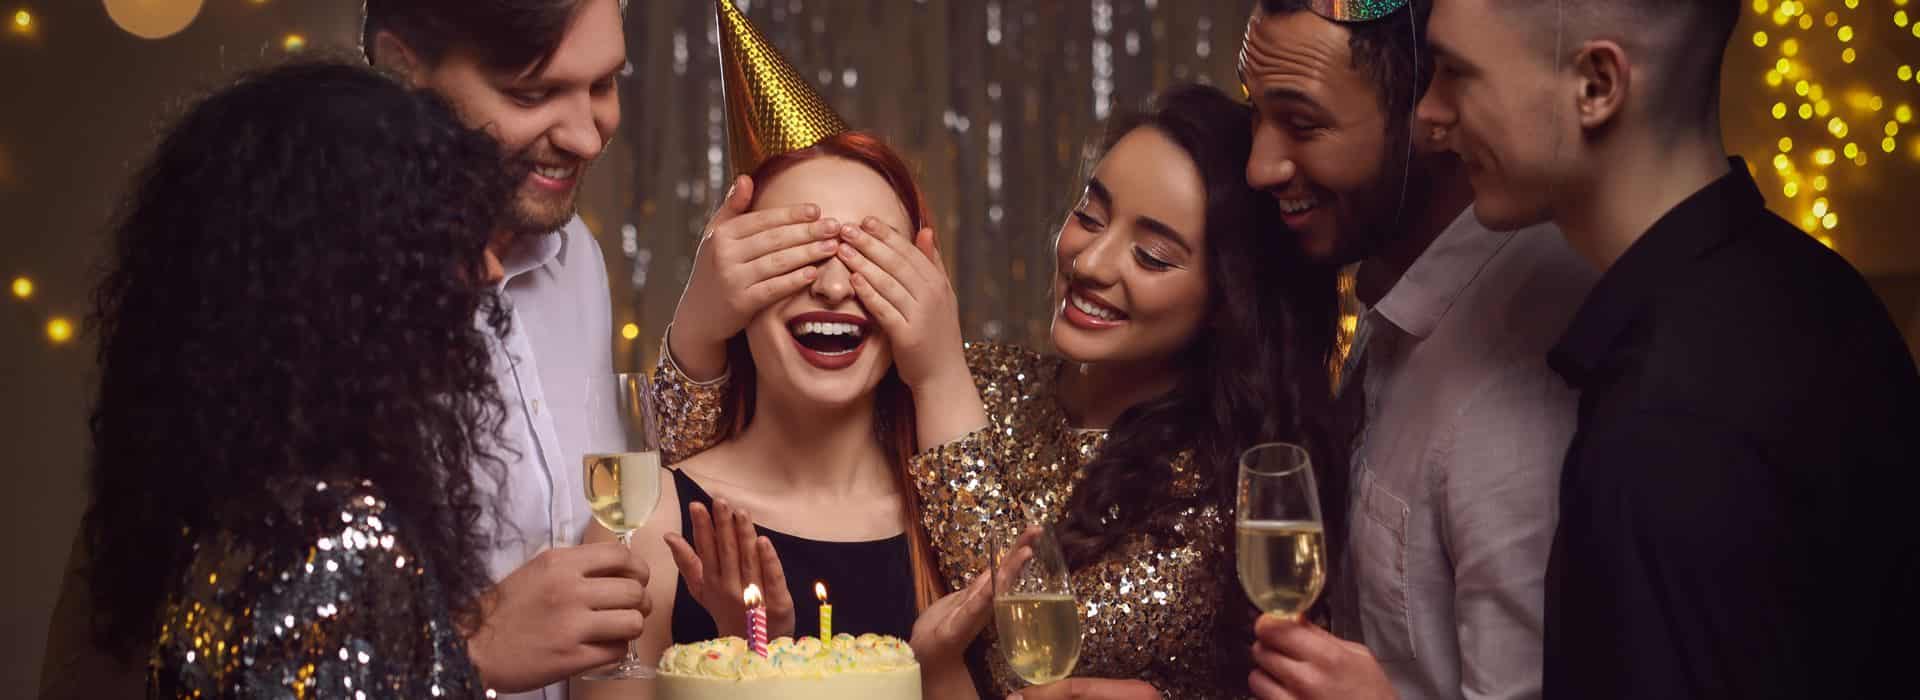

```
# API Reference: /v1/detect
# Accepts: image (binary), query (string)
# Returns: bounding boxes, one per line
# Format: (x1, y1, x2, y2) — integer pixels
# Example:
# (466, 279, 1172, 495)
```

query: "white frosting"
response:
(656, 634, 921, 700)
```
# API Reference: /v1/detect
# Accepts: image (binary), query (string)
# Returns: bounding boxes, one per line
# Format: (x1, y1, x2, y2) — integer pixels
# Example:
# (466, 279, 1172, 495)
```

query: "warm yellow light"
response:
(1776, 57, 1793, 74)
(1800, 14, 1814, 29)
(10, 276, 32, 299)
(1784, 181, 1800, 198)
(282, 33, 305, 51)
(1772, 102, 1789, 119)
(46, 317, 73, 344)
(1813, 175, 1829, 191)
(1838, 25, 1854, 41)
(1778, 137, 1795, 152)
(11, 9, 27, 29)
(1843, 48, 1857, 64)
(1846, 0, 1858, 9)
(1903, 66, 1916, 82)
(1871, 96, 1885, 111)
(1829, 118, 1850, 138)
(1773, 153, 1792, 170)
(1808, 84, 1824, 101)
(1814, 148, 1837, 165)
(1899, 105, 1915, 124)
(1885, 137, 1900, 153)
(1825, 11, 1839, 26)
(1890, 121, 1903, 136)
(1813, 198, 1829, 217)
(1753, 30, 1770, 47)
(1816, 100, 1833, 117)
(1900, 11, 1912, 28)
(1799, 103, 1815, 120)
(105, 0, 204, 40)
(1782, 38, 1800, 56)
(1817, 235, 1835, 249)
(1843, 142, 1860, 159)
(1795, 80, 1810, 96)
(1754, 0, 1769, 13)
(1766, 70, 1784, 87)
(1822, 213, 1838, 230)
(620, 322, 640, 340)
(1802, 214, 1819, 230)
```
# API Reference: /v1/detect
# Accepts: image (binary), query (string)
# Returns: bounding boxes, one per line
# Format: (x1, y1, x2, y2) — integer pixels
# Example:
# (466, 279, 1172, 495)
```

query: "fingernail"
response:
(818, 240, 837, 252)
(803, 204, 820, 218)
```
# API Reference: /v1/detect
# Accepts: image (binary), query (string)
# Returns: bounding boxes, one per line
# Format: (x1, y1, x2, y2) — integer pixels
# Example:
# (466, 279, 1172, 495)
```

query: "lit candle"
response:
(815, 582, 832, 644)
(744, 584, 768, 657)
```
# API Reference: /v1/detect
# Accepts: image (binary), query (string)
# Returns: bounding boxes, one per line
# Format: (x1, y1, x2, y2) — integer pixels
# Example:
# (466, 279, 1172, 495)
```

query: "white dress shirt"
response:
(482, 216, 618, 700)
(1336, 207, 1594, 700)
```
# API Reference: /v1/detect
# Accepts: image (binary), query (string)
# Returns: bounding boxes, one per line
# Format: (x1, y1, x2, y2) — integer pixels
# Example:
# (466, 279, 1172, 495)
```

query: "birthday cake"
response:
(656, 634, 921, 700)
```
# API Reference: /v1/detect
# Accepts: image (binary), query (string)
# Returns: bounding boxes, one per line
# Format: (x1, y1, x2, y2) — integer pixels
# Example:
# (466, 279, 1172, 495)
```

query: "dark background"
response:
(3, 0, 1914, 687)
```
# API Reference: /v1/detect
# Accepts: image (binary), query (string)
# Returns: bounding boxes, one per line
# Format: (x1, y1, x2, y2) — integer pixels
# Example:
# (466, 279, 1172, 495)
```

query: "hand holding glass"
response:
(580, 373, 663, 680)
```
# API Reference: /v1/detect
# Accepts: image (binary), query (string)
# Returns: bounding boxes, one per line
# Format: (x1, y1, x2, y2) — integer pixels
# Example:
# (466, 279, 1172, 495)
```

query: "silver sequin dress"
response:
(651, 342, 1252, 698)
(148, 479, 486, 698)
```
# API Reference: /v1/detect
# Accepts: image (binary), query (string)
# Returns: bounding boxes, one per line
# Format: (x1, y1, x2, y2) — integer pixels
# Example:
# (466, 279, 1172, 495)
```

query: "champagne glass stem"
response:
(616, 529, 640, 664)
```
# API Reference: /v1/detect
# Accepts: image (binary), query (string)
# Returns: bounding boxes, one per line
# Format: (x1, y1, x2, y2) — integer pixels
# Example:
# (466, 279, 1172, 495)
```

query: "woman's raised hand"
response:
(836, 218, 987, 447)
(667, 175, 842, 380)
(663, 499, 797, 640)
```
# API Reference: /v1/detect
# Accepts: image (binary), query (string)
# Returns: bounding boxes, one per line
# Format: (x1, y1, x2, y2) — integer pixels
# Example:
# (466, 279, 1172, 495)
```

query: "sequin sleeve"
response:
(910, 342, 1071, 591)
(149, 480, 483, 698)
(650, 332, 731, 465)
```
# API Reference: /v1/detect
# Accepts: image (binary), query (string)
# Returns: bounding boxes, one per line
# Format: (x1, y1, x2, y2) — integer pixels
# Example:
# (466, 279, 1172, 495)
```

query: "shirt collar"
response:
(497, 217, 576, 287)
(1548, 158, 1761, 387)
(1372, 205, 1518, 339)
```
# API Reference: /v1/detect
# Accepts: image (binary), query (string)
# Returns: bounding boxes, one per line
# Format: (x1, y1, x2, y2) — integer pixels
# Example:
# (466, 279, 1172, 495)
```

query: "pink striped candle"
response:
(744, 584, 768, 657)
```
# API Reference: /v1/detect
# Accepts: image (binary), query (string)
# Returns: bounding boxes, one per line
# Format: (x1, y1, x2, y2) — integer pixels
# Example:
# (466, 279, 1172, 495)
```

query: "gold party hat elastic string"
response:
(716, 0, 851, 175)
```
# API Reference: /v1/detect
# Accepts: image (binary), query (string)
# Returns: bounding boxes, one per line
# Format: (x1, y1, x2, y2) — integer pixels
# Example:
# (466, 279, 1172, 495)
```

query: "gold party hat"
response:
(717, 0, 851, 175)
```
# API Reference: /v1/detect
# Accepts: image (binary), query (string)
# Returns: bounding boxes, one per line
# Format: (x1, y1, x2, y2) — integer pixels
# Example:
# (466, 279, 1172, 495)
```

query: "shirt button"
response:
(531, 399, 543, 417)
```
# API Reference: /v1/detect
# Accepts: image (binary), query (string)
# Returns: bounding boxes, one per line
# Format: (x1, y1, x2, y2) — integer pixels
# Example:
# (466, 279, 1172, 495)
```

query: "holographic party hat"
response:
(716, 0, 851, 175)
(1306, 0, 1409, 22)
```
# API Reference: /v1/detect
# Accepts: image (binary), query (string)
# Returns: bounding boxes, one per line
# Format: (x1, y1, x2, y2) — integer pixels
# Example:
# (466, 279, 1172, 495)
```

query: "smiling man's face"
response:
(1240, 7, 1404, 265)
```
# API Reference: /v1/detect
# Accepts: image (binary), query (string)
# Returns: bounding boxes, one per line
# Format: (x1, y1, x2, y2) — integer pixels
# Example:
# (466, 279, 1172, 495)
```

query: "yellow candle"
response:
(815, 581, 832, 644)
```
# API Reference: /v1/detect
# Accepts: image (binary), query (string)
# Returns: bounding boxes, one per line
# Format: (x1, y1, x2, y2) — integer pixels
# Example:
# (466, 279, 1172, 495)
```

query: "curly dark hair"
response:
(82, 61, 519, 661)
(1056, 84, 1343, 582)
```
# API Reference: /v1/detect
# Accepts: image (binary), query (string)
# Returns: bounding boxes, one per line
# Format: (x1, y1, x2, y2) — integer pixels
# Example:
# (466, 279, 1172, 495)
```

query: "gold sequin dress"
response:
(651, 341, 1252, 698)
(148, 479, 485, 698)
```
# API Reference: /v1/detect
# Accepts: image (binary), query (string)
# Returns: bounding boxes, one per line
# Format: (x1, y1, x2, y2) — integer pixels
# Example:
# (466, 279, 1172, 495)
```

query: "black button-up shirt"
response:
(1543, 159, 1920, 699)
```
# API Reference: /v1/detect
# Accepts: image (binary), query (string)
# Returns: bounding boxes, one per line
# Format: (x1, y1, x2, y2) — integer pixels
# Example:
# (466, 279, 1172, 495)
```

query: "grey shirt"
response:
(1334, 208, 1594, 700)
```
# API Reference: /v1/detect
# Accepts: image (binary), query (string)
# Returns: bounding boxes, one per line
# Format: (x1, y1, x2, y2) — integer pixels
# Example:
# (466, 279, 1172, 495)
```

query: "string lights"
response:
(1749, 0, 1919, 250)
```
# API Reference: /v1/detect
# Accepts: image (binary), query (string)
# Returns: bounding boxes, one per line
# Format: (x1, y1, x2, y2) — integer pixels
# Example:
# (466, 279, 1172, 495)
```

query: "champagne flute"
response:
(991, 522, 1082, 686)
(580, 372, 663, 681)
(1236, 442, 1327, 621)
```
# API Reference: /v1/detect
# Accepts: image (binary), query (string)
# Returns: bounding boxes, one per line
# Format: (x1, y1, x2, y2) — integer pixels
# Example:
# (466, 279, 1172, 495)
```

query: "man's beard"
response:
(501, 149, 596, 236)
(1335, 132, 1426, 266)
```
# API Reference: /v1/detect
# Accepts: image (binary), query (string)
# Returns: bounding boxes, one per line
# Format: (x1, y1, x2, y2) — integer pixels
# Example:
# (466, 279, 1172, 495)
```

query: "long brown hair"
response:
(715, 131, 945, 611)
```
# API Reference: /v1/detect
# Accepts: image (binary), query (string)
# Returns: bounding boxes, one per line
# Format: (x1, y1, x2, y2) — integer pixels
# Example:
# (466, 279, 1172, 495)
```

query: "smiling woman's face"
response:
(745, 155, 913, 408)
(1051, 126, 1211, 369)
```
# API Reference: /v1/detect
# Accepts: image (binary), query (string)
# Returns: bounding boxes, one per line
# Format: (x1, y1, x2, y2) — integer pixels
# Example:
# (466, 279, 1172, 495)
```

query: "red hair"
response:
(720, 132, 944, 612)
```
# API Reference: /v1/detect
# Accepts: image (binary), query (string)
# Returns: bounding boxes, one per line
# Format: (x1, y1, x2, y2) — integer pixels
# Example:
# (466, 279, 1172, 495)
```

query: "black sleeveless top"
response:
(668, 468, 918, 644)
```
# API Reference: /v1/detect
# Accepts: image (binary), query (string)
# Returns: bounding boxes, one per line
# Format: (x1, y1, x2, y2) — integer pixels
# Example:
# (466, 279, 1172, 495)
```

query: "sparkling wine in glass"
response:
(991, 522, 1082, 686)
(580, 372, 662, 681)
(1236, 442, 1327, 620)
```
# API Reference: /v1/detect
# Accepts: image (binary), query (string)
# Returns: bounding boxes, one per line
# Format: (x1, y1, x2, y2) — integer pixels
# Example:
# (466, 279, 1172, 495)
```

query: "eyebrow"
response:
(1426, 37, 1472, 71)
(1255, 85, 1329, 116)
(1084, 178, 1112, 208)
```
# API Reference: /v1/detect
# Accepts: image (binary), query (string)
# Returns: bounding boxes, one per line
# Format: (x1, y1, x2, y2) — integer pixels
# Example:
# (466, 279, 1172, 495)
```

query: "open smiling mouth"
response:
(787, 312, 870, 370)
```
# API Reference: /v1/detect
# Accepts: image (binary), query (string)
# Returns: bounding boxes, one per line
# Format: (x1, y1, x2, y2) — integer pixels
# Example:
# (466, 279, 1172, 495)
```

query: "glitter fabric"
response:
(651, 344, 731, 465)
(1305, 0, 1409, 22)
(716, 0, 851, 175)
(648, 342, 1251, 698)
(148, 479, 486, 698)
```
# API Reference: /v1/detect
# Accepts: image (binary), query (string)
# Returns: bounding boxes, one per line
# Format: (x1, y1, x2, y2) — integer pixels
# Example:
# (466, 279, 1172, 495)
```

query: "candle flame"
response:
(815, 582, 828, 602)
(743, 583, 763, 606)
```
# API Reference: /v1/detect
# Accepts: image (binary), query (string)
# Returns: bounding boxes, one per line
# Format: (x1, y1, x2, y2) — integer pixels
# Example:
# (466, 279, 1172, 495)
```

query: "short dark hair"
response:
(1537, 0, 1740, 131)
(1258, 0, 1435, 133)
(362, 0, 590, 74)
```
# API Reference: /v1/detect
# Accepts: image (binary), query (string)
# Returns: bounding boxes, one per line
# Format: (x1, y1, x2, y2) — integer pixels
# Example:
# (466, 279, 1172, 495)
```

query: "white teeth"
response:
(792, 321, 864, 337)
(1279, 198, 1317, 214)
(534, 165, 574, 180)
(1070, 293, 1122, 321)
